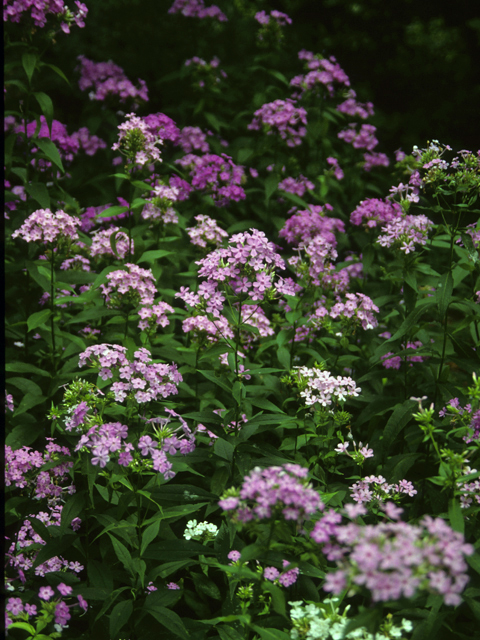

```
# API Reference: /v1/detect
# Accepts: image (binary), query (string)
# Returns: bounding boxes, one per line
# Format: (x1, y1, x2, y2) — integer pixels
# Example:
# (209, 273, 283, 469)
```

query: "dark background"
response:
(47, 0, 480, 155)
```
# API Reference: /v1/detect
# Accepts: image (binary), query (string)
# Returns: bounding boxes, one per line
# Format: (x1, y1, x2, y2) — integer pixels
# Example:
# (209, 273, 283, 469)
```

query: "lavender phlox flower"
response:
(112, 112, 168, 166)
(187, 214, 228, 248)
(138, 302, 174, 331)
(79, 344, 182, 403)
(278, 174, 314, 197)
(11, 208, 80, 244)
(349, 475, 417, 506)
(338, 123, 378, 151)
(311, 292, 379, 332)
(377, 215, 433, 254)
(4, 1, 88, 32)
(17, 117, 81, 167)
(294, 365, 361, 408)
(177, 126, 210, 153)
(350, 198, 401, 228)
(219, 464, 323, 525)
(71, 126, 107, 156)
(184, 55, 227, 89)
(175, 153, 245, 205)
(248, 99, 307, 147)
(279, 205, 344, 247)
(5, 392, 14, 413)
(89, 226, 133, 259)
(326, 156, 344, 180)
(313, 511, 473, 605)
(168, 0, 227, 22)
(336, 90, 374, 119)
(100, 263, 157, 308)
(170, 174, 192, 200)
(363, 151, 389, 172)
(60, 255, 91, 271)
(255, 9, 292, 26)
(382, 340, 425, 370)
(76, 55, 149, 107)
(291, 50, 350, 98)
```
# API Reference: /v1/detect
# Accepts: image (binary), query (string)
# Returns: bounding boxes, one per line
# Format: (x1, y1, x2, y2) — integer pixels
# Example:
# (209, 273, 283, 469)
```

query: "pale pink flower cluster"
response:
(248, 99, 307, 147)
(288, 235, 349, 291)
(254, 9, 292, 26)
(350, 475, 417, 505)
(377, 214, 433, 254)
(183, 314, 234, 343)
(290, 50, 350, 98)
(90, 226, 133, 259)
(60, 255, 91, 271)
(295, 366, 361, 408)
(279, 205, 344, 247)
(142, 184, 180, 224)
(338, 123, 378, 151)
(312, 292, 379, 331)
(78, 344, 182, 403)
(278, 174, 314, 197)
(219, 464, 323, 524)
(138, 302, 174, 331)
(313, 508, 473, 606)
(4, 0, 88, 32)
(177, 126, 210, 154)
(76, 55, 148, 107)
(336, 90, 374, 119)
(100, 263, 157, 307)
(112, 112, 164, 166)
(186, 214, 228, 248)
(168, 0, 227, 21)
(11, 208, 80, 244)
(350, 197, 401, 228)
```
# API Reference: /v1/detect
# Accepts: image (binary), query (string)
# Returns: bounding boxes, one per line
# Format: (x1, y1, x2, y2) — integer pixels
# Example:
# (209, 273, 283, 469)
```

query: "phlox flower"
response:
(11, 209, 80, 244)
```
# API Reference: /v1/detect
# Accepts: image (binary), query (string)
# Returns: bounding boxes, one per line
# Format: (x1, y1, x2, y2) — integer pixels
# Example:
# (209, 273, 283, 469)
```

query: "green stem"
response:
(50, 250, 56, 372)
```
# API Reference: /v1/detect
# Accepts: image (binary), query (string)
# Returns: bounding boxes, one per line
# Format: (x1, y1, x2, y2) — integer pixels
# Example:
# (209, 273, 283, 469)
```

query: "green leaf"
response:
(436, 270, 454, 318)
(214, 438, 235, 462)
(107, 533, 136, 576)
(34, 92, 54, 134)
(22, 51, 36, 82)
(198, 370, 232, 393)
(389, 302, 434, 342)
(381, 400, 416, 454)
(27, 309, 51, 332)
(277, 346, 291, 370)
(97, 204, 129, 218)
(144, 605, 190, 638)
(137, 249, 173, 263)
(140, 520, 161, 556)
(59, 492, 85, 535)
(6, 362, 51, 377)
(264, 174, 278, 202)
(250, 626, 290, 640)
(461, 232, 479, 264)
(6, 622, 36, 633)
(41, 62, 71, 85)
(109, 599, 133, 639)
(25, 182, 50, 209)
(35, 138, 64, 173)
(281, 191, 310, 209)
(448, 498, 464, 534)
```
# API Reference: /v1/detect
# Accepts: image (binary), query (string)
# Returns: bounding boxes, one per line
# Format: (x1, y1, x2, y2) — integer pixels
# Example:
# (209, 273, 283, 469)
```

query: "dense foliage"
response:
(4, 2, 480, 640)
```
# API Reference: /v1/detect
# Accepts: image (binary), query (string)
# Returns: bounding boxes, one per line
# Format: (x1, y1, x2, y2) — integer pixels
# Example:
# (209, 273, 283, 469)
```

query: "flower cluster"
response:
(183, 314, 234, 344)
(294, 365, 361, 408)
(90, 226, 133, 259)
(290, 50, 350, 99)
(456, 465, 480, 509)
(4, 0, 87, 32)
(349, 475, 417, 506)
(377, 214, 433, 254)
(350, 198, 401, 228)
(264, 560, 300, 587)
(175, 153, 245, 205)
(287, 235, 344, 291)
(168, 0, 227, 21)
(279, 206, 344, 247)
(255, 10, 292, 26)
(5, 439, 74, 504)
(138, 302, 174, 332)
(336, 90, 374, 119)
(186, 214, 228, 248)
(142, 183, 180, 225)
(381, 340, 425, 370)
(112, 112, 167, 167)
(338, 123, 378, 151)
(76, 55, 148, 107)
(363, 151, 390, 172)
(183, 519, 219, 541)
(6, 391, 14, 412)
(176, 228, 288, 316)
(11, 208, 80, 244)
(326, 156, 344, 180)
(6, 584, 88, 634)
(100, 263, 157, 308)
(289, 598, 414, 640)
(78, 344, 182, 403)
(278, 175, 314, 197)
(219, 464, 323, 525)
(248, 99, 307, 147)
(74, 421, 134, 468)
(313, 507, 473, 606)
(311, 292, 379, 332)
(184, 55, 227, 90)
(177, 126, 210, 154)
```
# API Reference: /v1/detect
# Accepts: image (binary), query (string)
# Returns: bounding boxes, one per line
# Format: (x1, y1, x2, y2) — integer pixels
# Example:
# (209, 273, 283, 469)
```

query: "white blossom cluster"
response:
(183, 519, 219, 542)
(289, 599, 413, 640)
(295, 367, 361, 408)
